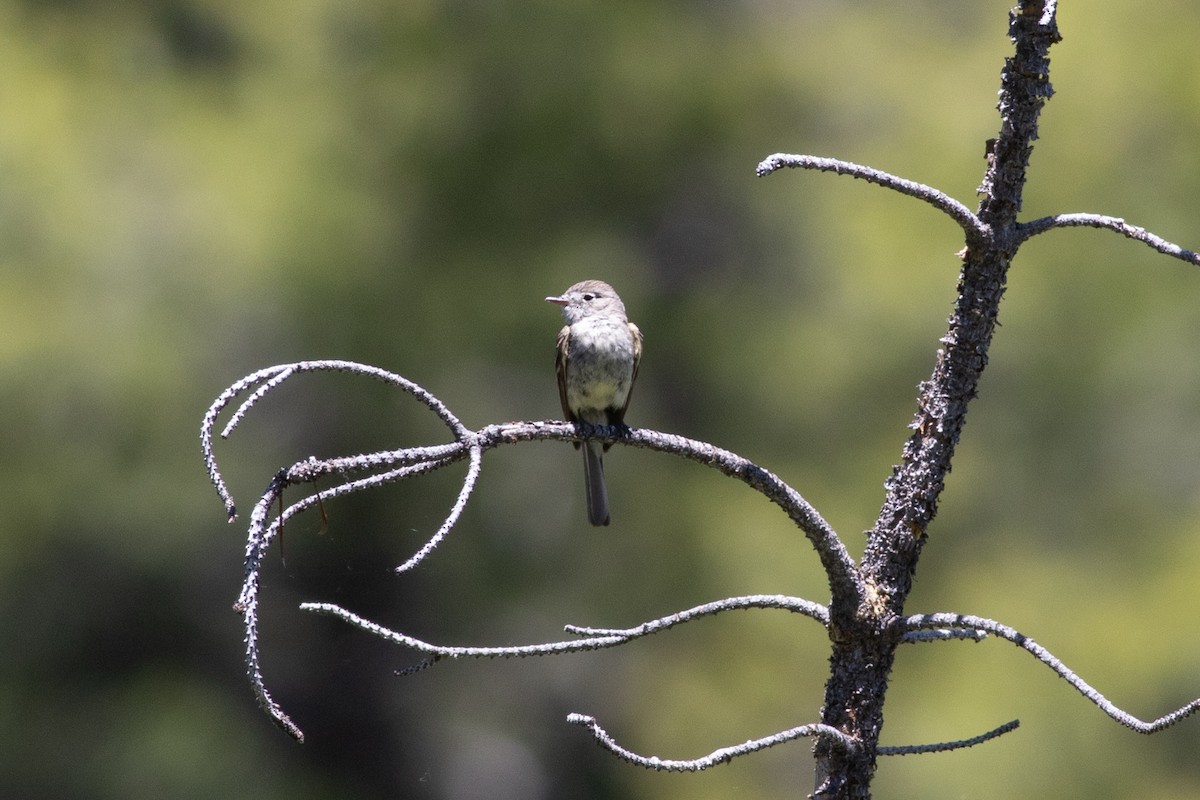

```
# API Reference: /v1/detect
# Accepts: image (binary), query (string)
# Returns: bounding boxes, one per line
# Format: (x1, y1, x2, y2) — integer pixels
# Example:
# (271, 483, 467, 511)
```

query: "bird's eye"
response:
(582, 293, 596, 301)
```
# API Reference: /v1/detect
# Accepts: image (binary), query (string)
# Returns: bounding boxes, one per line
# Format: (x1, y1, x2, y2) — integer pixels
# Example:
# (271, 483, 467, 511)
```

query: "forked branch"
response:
(201, 361, 858, 741)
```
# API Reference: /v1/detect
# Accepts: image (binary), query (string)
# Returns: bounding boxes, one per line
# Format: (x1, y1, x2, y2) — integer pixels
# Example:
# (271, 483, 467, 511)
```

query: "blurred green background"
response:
(4, 1, 1200, 798)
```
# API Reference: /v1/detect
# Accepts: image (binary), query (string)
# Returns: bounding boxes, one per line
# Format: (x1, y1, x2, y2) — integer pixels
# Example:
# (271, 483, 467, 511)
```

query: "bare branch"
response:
(566, 713, 856, 772)
(573, 424, 860, 604)
(204, 364, 856, 595)
(902, 613, 1200, 734)
(302, 601, 632, 658)
(396, 444, 483, 573)
(229, 455, 464, 741)
(202, 361, 861, 743)
(286, 596, 833, 745)
(233, 480, 305, 741)
(877, 719, 1019, 757)
(900, 627, 988, 644)
(756, 153, 988, 244)
(200, 360, 469, 520)
(302, 593, 829, 659)
(563, 594, 829, 637)
(1015, 213, 1200, 265)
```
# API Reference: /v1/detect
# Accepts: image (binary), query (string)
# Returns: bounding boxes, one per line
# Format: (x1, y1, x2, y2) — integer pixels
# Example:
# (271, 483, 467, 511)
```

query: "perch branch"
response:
(201, 361, 857, 742)
(202, 364, 856, 596)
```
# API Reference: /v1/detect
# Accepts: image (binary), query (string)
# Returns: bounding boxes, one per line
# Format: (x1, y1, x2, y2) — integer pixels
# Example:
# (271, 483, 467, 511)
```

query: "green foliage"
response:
(4, 1, 1200, 798)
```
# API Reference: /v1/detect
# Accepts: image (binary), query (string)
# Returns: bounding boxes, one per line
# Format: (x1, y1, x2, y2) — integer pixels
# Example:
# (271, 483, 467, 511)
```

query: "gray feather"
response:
(582, 440, 610, 526)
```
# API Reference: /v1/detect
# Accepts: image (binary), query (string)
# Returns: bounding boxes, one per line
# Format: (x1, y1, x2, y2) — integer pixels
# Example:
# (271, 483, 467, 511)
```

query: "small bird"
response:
(546, 280, 643, 526)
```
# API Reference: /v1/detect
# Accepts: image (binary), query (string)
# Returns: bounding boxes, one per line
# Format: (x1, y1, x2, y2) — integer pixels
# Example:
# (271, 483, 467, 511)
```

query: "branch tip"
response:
(903, 612, 1200, 734)
(755, 152, 986, 241)
(1016, 213, 1200, 266)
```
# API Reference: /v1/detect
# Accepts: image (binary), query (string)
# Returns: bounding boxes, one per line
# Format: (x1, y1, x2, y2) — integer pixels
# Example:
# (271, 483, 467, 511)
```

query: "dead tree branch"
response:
(1015, 213, 1200, 264)
(202, 360, 856, 741)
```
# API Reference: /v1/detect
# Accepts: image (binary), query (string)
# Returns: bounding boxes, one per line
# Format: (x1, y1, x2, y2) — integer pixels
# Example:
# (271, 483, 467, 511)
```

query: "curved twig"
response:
(756, 153, 989, 244)
(230, 455, 461, 741)
(1015, 213, 1200, 265)
(566, 713, 856, 771)
(560, 424, 859, 602)
(302, 594, 829, 658)
(902, 612, 1200, 733)
(234, 456, 459, 611)
(228, 421, 857, 609)
(877, 719, 1019, 756)
(395, 443, 483, 573)
(200, 360, 469, 520)
(563, 594, 829, 636)
(233, 476, 305, 740)
(303, 601, 630, 658)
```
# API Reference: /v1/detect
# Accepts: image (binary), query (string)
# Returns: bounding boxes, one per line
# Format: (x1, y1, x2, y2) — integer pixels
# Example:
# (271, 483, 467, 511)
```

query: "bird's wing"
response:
(555, 325, 575, 422)
(615, 321, 643, 424)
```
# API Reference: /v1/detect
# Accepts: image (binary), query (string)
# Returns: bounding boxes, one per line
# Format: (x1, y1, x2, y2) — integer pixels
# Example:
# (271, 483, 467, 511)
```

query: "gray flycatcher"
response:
(546, 280, 643, 526)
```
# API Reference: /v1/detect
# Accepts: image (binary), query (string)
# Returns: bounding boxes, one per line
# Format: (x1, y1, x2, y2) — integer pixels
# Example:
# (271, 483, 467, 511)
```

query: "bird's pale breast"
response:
(565, 316, 636, 419)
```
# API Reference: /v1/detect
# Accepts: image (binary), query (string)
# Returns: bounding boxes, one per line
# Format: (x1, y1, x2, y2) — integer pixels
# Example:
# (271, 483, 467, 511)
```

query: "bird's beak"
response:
(545, 295, 568, 306)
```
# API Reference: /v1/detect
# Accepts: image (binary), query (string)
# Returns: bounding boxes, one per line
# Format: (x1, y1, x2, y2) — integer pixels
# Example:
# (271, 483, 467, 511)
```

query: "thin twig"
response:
(563, 594, 829, 637)
(756, 153, 988, 243)
(200, 360, 469, 520)
(302, 593, 829, 658)
(877, 719, 1019, 756)
(396, 444, 483, 573)
(900, 627, 988, 644)
(302, 601, 630, 657)
(233, 476, 305, 740)
(902, 613, 1200, 733)
(1015, 213, 1200, 265)
(203, 361, 859, 743)
(231, 457, 459, 741)
(567, 713, 856, 771)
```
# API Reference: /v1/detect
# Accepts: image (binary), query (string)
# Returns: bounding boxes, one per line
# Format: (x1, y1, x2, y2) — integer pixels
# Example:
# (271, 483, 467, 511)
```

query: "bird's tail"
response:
(582, 440, 610, 526)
